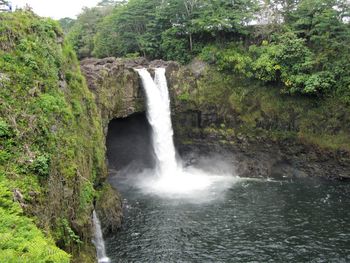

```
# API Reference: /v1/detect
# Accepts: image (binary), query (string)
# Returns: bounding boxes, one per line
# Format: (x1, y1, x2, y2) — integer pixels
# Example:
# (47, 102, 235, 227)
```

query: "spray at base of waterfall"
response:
(134, 68, 241, 201)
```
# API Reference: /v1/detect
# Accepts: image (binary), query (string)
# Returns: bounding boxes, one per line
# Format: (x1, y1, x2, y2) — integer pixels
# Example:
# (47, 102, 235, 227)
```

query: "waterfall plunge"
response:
(135, 68, 239, 197)
(92, 210, 110, 263)
(136, 68, 178, 176)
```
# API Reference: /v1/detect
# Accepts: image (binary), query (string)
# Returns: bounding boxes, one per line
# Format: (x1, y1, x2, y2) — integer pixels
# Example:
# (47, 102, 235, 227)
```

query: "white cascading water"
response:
(92, 210, 110, 263)
(135, 68, 178, 176)
(135, 68, 238, 196)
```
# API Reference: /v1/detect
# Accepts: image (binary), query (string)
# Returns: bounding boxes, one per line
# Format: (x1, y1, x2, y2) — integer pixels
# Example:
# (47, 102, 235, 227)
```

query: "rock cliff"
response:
(81, 57, 350, 181)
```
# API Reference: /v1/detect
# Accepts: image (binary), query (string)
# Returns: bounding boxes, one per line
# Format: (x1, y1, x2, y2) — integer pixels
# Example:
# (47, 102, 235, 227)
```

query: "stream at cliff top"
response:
(106, 175, 350, 262)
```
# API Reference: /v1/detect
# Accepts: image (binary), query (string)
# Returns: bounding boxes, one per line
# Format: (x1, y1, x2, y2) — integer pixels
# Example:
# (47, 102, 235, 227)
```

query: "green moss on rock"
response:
(95, 184, 122, 236)
(0, 174, 70, 262)
(173, 64, 350, 153)
(0, 11, 107, 261)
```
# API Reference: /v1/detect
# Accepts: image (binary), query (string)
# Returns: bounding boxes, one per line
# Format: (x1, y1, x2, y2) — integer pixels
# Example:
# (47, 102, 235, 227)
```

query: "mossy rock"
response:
(95, 184, 123, 236)
(0, 11, 107, 261)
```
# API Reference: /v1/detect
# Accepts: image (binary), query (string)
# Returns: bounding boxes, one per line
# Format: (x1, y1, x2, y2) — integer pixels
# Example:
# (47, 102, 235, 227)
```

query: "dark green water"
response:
(106, 175, 350, 263)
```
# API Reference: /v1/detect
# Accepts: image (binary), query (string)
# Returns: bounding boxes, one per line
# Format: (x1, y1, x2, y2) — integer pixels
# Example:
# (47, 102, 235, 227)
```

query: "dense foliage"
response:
(0, 11, 106, 261)
(0, 176, 70, 262)
(65, 0, 123, 59)
(91, 0, 258, 62)
(173, 67, 350, 151)
(0, 2, 348, 262)
(68, 0, 350, 99)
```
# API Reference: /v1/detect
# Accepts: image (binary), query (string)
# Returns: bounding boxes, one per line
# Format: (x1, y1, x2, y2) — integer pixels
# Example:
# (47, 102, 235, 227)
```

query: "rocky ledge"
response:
(80, 57, 179, 130)
(80, 57, 182, 238)
(81, 57, 350, 182)
(177, 136, 350, 181)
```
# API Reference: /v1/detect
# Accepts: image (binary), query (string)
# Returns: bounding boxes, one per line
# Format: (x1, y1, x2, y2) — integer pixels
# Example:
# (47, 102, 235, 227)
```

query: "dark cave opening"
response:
(106, 112, 155, 171)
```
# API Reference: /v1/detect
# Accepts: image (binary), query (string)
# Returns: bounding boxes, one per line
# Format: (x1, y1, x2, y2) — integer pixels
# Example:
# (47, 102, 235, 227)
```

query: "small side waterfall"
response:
(135, 68, 178, 177)
(92, 210, 110, 263)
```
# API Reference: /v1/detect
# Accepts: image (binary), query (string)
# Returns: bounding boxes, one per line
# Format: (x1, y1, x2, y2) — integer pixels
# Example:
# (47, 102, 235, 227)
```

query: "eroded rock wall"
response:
(80, 58, 181, 239)
(168, 62, 350, 180)
(81, 58, 145, 131)
(81, 57, 350, 182)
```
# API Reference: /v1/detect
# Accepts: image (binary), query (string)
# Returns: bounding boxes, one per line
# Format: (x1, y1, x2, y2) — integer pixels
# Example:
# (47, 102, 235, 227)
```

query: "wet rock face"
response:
(81, 57, 350, 182)
(95, 184, 123, 236)
(81, 58, 144, 130)
(80, 58, 182, 237)
(177, 139, 350, 180)
(174, 105, 350, 180)
(80, 57, 180, 130)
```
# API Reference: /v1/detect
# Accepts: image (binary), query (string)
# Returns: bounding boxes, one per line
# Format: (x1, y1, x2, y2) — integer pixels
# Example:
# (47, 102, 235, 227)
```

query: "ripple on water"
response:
(106, 175, 350, 262)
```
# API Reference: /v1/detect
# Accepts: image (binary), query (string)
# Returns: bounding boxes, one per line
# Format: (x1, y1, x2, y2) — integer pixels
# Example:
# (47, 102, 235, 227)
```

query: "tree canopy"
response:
(67, 0, 350, 100)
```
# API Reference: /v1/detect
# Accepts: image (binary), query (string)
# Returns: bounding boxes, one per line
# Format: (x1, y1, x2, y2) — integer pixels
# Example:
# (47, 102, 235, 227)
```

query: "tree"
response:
(66, 2, 117, 58)
(192, 0, 259, 40)
(97, 0, 126, 6)
(67, 7, 103, 58)
(289, 0, 350, 94)
(71, 0, 350, 99)
(94, 0, 160, 58)
(59, 17, 75, 34)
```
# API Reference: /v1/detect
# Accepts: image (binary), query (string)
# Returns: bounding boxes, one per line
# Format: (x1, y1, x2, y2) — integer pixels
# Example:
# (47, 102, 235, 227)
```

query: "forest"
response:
(64, 0, 350, 99)
(0, 0, 349, 262)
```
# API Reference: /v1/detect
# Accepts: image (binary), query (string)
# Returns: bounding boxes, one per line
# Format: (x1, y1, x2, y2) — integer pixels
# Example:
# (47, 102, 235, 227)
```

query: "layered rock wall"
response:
(81, 58, 350, 182)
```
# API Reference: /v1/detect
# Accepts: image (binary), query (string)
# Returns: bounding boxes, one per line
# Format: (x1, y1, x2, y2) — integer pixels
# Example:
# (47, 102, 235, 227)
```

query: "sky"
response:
(11, 0, 101, 19)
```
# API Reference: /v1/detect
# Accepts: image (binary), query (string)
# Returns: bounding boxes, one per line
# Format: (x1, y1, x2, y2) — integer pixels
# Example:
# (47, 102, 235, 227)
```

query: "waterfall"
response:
(135, 68, 179, 177)
(135, 67, 237, 196)
(92, 210, 110, 263)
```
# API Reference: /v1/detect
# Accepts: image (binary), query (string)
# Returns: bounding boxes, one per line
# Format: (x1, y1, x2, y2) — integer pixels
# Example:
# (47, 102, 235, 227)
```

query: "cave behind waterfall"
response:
(106, 112, 155, 171)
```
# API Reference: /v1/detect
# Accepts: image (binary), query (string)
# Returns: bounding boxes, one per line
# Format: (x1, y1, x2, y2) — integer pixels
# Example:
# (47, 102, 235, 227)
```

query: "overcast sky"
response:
(11, 0, 101, 19)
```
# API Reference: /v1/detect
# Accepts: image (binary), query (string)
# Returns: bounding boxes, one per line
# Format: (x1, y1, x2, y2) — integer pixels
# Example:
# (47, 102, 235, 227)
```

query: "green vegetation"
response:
(64, 0, 349, 151)
(0, 175, 70, 262)
(68, 0, 349, 100)
(69, 0, 257, 62)
(0, 0, 349, 260)
(65, 0, 122, 59)
(58, 17, 75, 34)
(174, 68, 350, 151)
(200, 29, 349, 99)
(0, 11, 106, 261)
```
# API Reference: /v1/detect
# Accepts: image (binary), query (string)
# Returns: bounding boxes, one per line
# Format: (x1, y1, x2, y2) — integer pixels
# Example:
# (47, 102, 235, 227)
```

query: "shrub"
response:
(30, 154, 50, 178)
(0, 119, 11, 138)
(161, 27, 191, 64)
(0, 176, 70, 262)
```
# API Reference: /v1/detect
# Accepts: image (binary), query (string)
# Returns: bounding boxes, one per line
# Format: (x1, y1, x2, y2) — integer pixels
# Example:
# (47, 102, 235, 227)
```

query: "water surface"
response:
(106, 175, 350, 262)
